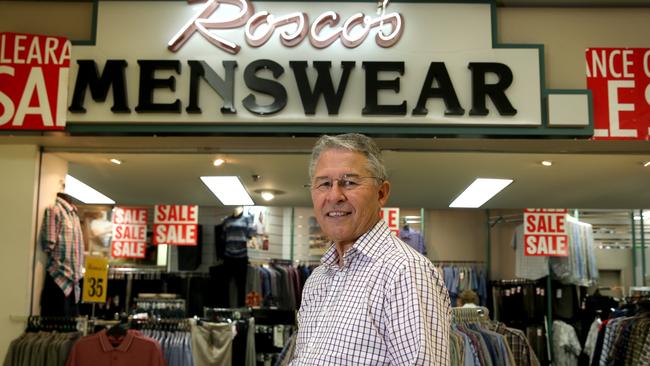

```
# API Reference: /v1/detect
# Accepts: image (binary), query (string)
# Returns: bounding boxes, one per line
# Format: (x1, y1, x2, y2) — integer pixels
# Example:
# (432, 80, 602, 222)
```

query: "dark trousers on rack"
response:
(40, 273, 79, 317)
(210, 258, 248, 308)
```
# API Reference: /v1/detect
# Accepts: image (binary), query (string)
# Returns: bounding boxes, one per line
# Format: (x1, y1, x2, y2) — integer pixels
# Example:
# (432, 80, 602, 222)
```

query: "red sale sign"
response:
(0, 32, 70, 130)
(379, 207, 400, 236)
(111, 207, 148, 259)
(524, 209, 569, 257)
(586, 48, 650, 140)
(153, 205, 198, 246)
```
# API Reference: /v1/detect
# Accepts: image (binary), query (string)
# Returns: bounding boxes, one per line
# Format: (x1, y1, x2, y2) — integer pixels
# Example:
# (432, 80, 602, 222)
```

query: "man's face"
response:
(311, 149, 390, 247)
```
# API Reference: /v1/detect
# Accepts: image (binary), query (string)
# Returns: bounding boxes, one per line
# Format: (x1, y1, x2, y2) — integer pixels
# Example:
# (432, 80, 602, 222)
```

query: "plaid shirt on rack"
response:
(290, 220, 451, 365)
(40, 196, 85, 302)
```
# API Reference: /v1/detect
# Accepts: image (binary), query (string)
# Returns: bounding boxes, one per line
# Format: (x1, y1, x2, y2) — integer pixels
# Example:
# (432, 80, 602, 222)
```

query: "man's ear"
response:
(377, 180, 391, 206)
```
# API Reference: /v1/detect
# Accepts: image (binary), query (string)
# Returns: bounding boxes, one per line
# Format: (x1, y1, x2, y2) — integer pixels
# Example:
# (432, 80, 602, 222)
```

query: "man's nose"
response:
(325, 180, 346, 201)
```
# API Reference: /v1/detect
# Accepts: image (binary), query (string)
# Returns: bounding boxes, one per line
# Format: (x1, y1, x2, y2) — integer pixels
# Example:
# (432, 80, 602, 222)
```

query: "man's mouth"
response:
(326, 211, 351, 217)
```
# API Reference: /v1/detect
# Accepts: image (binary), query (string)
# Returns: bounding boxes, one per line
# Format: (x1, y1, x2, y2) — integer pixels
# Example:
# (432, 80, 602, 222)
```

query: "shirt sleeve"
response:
(40, 206, 60, 252)
(383, 259, 451, 365)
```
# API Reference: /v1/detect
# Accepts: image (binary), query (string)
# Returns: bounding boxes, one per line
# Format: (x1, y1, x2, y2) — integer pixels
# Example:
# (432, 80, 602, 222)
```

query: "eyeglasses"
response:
(308, 174, 382, 193)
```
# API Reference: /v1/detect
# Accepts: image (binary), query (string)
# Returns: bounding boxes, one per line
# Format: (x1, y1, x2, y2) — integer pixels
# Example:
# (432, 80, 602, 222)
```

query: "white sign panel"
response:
(66, 1, 588, 131)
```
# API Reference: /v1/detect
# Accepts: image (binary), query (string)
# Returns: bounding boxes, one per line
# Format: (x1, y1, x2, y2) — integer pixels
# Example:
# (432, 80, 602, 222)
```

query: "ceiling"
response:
(50, 136, 650, 209)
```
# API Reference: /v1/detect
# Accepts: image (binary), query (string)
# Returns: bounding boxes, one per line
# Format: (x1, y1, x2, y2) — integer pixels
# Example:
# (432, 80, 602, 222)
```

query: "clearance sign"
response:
(0, 32, 70, 130)
(586, 48, 650, 140)
(524, 209, 569, 257)
(380, 207, 400, 236)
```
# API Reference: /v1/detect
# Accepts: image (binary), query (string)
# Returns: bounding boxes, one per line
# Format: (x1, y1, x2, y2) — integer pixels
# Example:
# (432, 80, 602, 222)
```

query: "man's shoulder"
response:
(375, 236, 435, 273)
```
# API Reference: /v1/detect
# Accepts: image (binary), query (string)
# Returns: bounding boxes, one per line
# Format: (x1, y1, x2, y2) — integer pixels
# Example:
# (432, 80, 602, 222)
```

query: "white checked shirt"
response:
(290, 220, 451, 365)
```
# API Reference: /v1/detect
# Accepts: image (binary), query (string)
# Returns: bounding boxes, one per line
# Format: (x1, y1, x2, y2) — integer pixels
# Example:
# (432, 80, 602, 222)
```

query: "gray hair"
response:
(309, 133, 388, 182)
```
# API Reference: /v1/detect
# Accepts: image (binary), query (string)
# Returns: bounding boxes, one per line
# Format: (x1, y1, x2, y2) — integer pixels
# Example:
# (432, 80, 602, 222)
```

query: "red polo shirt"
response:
(66, 329, 166, 366)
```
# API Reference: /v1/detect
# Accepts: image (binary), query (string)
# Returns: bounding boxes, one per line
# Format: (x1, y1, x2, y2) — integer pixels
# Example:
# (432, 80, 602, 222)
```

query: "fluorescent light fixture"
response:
(541, 160, 553, 167)
(65, 175, 115, 204)
(109, 158, 122, 165)
(449, 178, 513, 208)
(213, 158, 225, 167)
(200, 176, 254, 206)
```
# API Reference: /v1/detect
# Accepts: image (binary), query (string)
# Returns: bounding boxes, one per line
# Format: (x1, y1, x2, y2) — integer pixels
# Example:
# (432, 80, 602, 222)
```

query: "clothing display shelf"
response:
(203, 307, 296, 326)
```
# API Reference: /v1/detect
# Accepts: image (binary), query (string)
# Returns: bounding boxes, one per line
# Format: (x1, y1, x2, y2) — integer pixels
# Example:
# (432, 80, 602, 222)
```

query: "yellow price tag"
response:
(82, 256, 108, 303)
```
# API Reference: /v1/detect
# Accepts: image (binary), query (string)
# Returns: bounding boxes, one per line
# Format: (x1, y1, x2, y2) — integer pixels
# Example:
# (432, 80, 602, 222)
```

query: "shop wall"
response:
(0, 1, 91, 40)
(0, 145, 40, 359)
(425, 209, 487, 263)
(594, 247, 633, 297)
(497, 7, 650, 89)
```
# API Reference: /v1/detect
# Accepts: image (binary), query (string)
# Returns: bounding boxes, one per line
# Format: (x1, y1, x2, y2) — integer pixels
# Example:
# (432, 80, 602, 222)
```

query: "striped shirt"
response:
(290, 220, 451, 365)
(40, 196, 85, 302)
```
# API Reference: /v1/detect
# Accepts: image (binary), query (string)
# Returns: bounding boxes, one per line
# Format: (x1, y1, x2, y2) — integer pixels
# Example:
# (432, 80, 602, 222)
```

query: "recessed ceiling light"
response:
(65, 175, 115, 204)
(449, 178, 513, 208)
(254, 189, 284, 202)
(644, 161, 650, 167)
(541, 160, 552, 167)
(200, 176, 254, 206)
(110, 158, 122, 165)
(213, 158, 225, 167)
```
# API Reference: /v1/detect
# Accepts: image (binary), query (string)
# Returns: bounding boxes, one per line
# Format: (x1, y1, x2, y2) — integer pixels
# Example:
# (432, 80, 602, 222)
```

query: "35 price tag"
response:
(82, 256, 108, 303)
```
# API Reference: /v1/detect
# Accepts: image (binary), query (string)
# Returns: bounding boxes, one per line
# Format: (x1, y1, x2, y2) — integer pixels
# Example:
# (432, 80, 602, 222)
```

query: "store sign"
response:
(111, 207, 148, 258)
(153, 205, 198, 245)
(380, 207, 400, 236)
(82, 256, 109, 303)
(586, 48, 650, 140)
(66, 1, 590, 134)
(0, 32, 70, 130)
(524, 209, 568, 257)
(168, 0, 404, 53)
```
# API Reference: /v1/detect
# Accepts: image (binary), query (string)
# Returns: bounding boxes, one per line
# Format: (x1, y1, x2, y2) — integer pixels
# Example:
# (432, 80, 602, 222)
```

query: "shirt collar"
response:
(98, 329, 136, 352)
(320, 219, 391, 268)
(56, 196, 77, 213)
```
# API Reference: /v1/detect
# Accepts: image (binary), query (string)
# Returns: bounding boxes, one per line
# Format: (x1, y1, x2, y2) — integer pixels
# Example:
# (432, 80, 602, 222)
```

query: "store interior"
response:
(25, 138, 650, 365)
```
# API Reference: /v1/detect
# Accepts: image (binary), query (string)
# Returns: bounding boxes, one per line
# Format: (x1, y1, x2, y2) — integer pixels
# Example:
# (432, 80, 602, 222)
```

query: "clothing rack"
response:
(452, 306, 490, 323)
(491, 278, 538, 285)
(433, 260, 485, 264)
(130, 317, 191, 331)
(489, 213, 523, 227)
(15, 315, 89, 335)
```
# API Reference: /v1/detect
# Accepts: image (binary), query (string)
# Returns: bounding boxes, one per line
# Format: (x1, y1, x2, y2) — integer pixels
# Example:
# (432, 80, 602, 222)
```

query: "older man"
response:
(289, 133, 451, 365)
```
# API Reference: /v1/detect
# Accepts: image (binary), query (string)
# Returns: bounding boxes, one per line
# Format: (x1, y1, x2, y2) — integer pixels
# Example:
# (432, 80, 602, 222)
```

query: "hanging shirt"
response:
(66, 329, 166, 366)
(40, 196, 85, 302)
(398, 227, 426, 255)
(513, 225, 549, 281)
(290, 220, 451, 365)
(221, 213, 255, 259)
(552, 320, 581, 366)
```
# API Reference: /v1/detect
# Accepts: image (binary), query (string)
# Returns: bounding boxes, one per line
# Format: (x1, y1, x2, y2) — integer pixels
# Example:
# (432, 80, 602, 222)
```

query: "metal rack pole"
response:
(485, 209, 491, 282)
(632, 210, 638, 286)
(641, 209, 646, 285)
